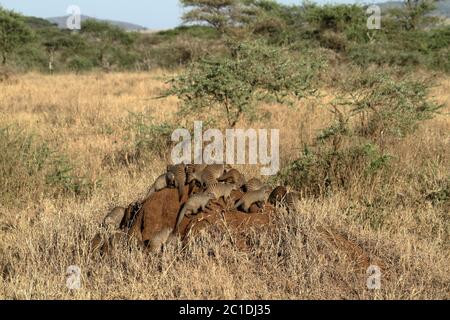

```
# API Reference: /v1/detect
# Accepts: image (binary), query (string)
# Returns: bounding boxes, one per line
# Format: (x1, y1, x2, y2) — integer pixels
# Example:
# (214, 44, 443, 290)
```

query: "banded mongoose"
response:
(188, 164, 229, 188)
(167, 164, 187, 200)
(218, 169, 246, 188)
(244, 178, 264, 192)
(186, 164, 208, 179)
(206, 182, 238, 202)
(268, 186, 288, 206)
(174, 193, 215, 232)
(145, 172, 176, 199)
(103, 206, 126, 229)
(234, 186, 272, 213)
(146, 227, 174, 252)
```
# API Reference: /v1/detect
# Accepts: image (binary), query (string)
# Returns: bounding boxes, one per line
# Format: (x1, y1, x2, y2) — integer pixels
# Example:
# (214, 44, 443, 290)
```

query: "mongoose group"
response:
(103, 163, 301, 235)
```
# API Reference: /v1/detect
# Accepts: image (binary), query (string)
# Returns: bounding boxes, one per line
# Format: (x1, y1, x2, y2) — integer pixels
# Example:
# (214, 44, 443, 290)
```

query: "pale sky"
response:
(0, 0, 372, 29)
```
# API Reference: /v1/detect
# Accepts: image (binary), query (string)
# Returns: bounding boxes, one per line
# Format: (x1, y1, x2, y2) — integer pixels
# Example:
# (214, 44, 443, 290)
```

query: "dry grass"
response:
(0, 71, 449, 300)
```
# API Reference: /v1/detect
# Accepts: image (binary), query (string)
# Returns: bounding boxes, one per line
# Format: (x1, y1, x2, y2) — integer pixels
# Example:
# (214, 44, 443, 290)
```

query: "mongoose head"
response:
(187, 170, 201, 184)
(165, 172, 176, 187)
(202, 191, 216, 201)
(205, 191, 217, 200)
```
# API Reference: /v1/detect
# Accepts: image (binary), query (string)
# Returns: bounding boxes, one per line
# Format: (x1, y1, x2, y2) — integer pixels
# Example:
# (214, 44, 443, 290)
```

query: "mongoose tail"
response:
(174, 205, 188, 234)
(234, 199, 244, 209)
(178, 183, 185, 201)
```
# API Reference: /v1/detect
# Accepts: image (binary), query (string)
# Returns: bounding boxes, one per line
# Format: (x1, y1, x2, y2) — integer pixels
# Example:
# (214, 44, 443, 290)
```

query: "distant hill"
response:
(46, 15, 147, 31)
(378, 0, 450, 18)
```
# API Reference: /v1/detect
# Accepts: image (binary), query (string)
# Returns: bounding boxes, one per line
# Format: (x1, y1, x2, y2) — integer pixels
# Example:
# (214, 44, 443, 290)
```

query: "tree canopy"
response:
(0, 7, 33, 64)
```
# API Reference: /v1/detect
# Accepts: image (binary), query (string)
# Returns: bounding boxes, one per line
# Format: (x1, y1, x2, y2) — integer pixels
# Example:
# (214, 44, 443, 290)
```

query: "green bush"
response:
(67, 55, 95, 72)
(0, 126, 96, 207)
(336, 72, 442, 140)
(276, 143, 392, 196)
(167, 39, 322, 127)
(0, 7, 34, 65)
(2, 2, 450, 74)
(104, 112, 179, 168)
(128, 112, 176, 158)
(276, 70, 441, 197)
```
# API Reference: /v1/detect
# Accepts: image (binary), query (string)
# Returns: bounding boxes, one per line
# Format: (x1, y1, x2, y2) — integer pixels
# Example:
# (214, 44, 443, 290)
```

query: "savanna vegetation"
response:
(0, 0, 449, 299)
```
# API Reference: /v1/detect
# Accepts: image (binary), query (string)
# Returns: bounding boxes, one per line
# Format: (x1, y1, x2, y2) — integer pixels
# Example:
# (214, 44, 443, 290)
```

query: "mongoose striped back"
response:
(174, 193, 214, 232)
(186, 164, 207, 180)
(204, 164, 227, 179)
(189, 164, 227, 187)
(244, 178, 264, 192)
(218, 169, 245, 187)
(206, 182, 236, 200)
(234, 186, 271, 212)
(201, 170, 219, 188)
(268, 186, 288, 205)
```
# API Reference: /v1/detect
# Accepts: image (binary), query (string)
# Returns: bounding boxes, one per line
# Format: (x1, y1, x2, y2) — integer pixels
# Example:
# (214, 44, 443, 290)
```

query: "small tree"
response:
(166, 40, 322, 127)
(388, 0, 439, 30)
(80, 19, 135, 70)
(180, 0, 249, 34)
(0, 7, 33, 65)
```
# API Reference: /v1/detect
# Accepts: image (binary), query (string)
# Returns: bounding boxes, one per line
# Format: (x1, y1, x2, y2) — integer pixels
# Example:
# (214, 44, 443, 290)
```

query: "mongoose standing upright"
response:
(244, 178, 264, 192)
(234, 186, 272, 213)
(174, 193, 215, 233)
(103, 206, 126, 229)
(167, 164, 187, 200)
(218, 169, 246, 188)
(145, 172, 176, 199)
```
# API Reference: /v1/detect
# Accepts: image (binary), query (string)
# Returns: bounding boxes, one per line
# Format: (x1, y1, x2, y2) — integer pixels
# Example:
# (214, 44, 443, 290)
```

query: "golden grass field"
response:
(0, 71, 449, 299)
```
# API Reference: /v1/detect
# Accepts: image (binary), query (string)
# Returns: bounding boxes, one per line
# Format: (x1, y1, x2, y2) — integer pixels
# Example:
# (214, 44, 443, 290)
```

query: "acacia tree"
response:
(180, 0, 246, 34)
(389, 0, 440, 30)
(80, 19, 135, 69)
(166, 40, 322, 127)
(0, 7, 33, 65)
